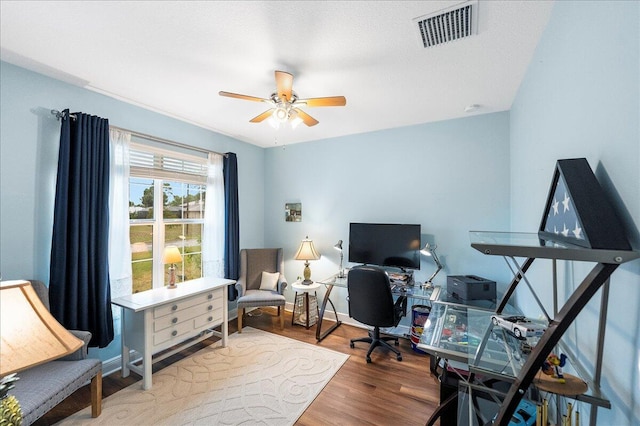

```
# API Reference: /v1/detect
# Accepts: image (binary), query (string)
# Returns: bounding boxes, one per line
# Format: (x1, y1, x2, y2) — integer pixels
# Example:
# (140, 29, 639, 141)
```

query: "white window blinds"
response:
(129, 142, 208, 184)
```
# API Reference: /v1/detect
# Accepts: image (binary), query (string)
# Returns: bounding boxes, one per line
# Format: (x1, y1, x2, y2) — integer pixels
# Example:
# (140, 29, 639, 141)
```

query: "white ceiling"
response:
(0, 1, 554, 148)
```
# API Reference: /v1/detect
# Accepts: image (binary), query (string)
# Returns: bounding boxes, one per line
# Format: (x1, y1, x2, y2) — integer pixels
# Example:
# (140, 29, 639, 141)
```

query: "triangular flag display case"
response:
(539, 158, 631, 250)
(437, 158, 640, 426)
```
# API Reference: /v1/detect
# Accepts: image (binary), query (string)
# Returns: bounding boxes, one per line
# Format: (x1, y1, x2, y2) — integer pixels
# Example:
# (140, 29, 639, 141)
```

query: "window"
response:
(128, 142, 208, 293)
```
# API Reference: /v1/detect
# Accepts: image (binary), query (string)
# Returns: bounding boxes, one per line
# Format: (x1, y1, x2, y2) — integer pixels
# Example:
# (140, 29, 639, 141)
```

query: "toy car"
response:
(491, 315, 546, 340)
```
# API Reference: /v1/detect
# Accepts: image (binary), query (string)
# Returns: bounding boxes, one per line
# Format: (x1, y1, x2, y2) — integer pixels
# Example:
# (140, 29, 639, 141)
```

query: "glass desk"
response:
(416, 295, 521, 369)
(315, 270, 439, 341)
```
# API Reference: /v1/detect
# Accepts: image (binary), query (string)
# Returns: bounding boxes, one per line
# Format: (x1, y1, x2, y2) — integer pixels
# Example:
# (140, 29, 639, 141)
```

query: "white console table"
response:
(112, 277, 233, 389)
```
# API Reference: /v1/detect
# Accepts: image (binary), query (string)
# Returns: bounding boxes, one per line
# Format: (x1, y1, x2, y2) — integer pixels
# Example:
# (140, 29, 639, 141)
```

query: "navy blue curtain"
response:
(223, 152, 239, 301)
(49, 110, 113, 348)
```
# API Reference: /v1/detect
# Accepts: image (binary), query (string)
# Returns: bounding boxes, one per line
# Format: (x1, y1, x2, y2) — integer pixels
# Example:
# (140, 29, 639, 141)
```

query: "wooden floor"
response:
(34, 308, 442, 425)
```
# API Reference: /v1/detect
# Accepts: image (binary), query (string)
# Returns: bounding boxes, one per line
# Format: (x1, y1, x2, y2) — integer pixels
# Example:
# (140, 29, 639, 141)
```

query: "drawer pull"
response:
(172, 317, 178, 324)
(171, 330, 178, 337)
(208, 316, 213, 322)
(207, 294, 213, 300)
(171, 305, 178, 311)
(208, 305, 213, 311)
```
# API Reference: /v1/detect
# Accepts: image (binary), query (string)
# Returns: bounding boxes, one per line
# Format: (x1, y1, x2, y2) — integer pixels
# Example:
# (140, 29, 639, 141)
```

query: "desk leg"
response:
(316, 284, 342, 341)
(221, 285, 228, 347)
(121, 307, 130, 378)
(142, 310, 153, 390)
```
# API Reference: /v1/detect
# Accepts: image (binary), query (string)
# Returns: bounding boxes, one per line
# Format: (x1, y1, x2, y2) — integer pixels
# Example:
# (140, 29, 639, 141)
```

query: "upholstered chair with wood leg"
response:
(7, 280, 102, 425)
(235, 248, 288, 332)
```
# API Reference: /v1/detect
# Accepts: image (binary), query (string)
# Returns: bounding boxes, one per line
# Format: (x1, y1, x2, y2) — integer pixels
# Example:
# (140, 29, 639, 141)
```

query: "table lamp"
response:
(0, 280, 83, 423)
(334, 239, 345, 278)
(163, 245, 183, 289)
(294, 236, 321, 285)
(420, 243, 443, 288)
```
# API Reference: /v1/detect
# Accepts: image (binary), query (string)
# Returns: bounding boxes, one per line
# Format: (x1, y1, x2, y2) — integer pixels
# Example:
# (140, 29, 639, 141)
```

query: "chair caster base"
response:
(397, 355, 402, 361)
(350, 342, 355, 348)
(366, 357, 372, 363)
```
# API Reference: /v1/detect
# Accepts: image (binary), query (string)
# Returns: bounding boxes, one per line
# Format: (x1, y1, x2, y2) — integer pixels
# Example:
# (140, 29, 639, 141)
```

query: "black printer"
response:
(447, 275, 496, 301)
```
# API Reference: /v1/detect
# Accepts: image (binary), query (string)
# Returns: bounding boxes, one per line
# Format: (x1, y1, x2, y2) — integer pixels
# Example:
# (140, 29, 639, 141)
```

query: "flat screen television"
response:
(348, 223, 421, 270)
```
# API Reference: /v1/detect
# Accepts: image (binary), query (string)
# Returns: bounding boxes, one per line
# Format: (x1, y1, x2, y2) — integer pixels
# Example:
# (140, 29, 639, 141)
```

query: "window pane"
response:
(163, 181, 205, 220)
(165, 223, 202, 282)
(130, 224, 153, 293)
(130, 177, 154, 219)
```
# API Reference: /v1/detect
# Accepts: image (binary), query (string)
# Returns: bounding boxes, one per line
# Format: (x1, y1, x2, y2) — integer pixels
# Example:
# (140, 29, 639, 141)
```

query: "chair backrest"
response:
(347, 266, 396, 327)
(240, 248, 284, 291)
(29, 280, 50, 311)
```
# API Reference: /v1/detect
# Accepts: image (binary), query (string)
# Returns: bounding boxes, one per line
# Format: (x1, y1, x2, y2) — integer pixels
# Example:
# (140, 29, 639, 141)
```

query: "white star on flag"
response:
(562, 193, 571, 212)
(552, 199, 559, 215)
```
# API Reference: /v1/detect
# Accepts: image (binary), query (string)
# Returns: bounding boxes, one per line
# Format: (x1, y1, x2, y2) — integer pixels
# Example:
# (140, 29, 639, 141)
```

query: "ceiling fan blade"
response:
(293, 108, 319, 127)
(219, 91, 266, 102)
(297, 96, 347, 107)
(275, 71, 294, 102)
(250, 109, 275, 123)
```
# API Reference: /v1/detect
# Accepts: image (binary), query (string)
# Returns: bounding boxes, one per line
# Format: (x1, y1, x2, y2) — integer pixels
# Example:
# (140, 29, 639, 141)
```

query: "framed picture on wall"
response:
(285, 203, 302, 222)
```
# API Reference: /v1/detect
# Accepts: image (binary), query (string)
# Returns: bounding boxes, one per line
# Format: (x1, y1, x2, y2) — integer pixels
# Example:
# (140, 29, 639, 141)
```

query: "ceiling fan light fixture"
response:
(290, 113, 303, 129)
(273, 105, 289, 122)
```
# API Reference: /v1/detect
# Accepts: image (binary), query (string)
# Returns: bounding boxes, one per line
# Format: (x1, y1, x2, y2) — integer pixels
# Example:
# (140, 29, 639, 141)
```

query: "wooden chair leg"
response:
(279, 306, 284, 329)
(238, 308, 243, 333)
(91, 371, 102, 418)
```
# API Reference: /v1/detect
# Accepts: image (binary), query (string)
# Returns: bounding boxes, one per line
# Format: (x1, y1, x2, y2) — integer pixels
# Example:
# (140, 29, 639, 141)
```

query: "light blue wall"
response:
(264, 112, 512, 316)
(510, 1, 640, 424)
(0, 61, 265, 360)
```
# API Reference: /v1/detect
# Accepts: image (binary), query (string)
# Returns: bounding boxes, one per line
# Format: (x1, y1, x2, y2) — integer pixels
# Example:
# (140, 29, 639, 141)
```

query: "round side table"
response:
(291, 281, 321, 329)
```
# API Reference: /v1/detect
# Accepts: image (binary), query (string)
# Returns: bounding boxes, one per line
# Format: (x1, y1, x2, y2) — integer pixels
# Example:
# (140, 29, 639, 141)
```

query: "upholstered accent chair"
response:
(235, 248, 288, 332)
(9, 280, 102, 425)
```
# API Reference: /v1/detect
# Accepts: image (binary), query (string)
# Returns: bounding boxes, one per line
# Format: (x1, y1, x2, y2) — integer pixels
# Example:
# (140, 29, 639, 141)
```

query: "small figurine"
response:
(542, 353, 567, 383)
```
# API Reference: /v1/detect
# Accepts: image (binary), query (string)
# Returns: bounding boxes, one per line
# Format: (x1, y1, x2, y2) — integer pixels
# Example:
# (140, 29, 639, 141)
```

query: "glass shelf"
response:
(417, 295, 520, 364)
(469, 231, 639, 264)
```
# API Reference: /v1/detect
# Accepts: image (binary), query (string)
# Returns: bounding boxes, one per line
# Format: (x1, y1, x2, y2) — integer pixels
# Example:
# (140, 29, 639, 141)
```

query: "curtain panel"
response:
(203, 153, 225, 278)
(49, 110, 114, 348)
(223, 153, 239, 301)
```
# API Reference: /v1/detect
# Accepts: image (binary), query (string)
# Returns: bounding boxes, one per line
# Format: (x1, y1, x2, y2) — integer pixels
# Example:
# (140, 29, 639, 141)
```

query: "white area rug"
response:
(59, 327, 348, 425)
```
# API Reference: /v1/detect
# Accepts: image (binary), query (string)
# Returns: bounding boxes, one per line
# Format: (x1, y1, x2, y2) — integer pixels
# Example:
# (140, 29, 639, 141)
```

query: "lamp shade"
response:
(294, 236, 321, 261)
(163, 245, 183, 264)
(334, 240, 343, 251)
(0, 280, 83, 376)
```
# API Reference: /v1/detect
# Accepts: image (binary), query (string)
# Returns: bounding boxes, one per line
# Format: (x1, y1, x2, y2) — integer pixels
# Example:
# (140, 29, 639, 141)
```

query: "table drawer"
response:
(153, 290, 221, 319)
(154, 297, 223, 332)
(153, 320, 194, 347)
(194, 306, 223, 329)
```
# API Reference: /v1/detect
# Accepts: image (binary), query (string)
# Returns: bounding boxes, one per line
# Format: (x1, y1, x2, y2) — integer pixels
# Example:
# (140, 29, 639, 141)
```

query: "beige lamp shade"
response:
(0, 280, 83, 376)
(163, 245, 183, 264)
(294, 237, 321, 261)
(294, 236, 320, 284)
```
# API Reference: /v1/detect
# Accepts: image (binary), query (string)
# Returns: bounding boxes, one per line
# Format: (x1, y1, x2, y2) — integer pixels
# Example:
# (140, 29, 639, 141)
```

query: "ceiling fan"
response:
(219, 70, 346, 127)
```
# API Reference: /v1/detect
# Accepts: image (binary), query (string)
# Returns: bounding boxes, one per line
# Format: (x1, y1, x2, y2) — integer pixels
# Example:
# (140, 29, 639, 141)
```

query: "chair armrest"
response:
(235, 280, 245, 297)
(278, 279, 288, 294)
(60, 330, 92, 360)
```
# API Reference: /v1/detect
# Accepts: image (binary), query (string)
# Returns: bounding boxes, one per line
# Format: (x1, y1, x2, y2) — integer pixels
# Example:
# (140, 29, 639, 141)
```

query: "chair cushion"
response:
(237, 289, 286, 309)
(259, 271, 280, 291)
(10, 358, 101, 425)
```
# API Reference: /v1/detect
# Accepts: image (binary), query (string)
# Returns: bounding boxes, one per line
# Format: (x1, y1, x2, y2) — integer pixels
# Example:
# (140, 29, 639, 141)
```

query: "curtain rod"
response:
(110, 125, 226, 157)
(51, 110, 225, 157)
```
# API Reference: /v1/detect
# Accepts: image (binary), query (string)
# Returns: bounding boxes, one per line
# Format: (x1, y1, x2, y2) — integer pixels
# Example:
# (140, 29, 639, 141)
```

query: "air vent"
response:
(414, 1, 478, 48)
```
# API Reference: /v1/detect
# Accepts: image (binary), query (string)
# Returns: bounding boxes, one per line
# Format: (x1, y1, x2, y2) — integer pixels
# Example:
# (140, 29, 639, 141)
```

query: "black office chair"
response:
(347, 265, 407, 363)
